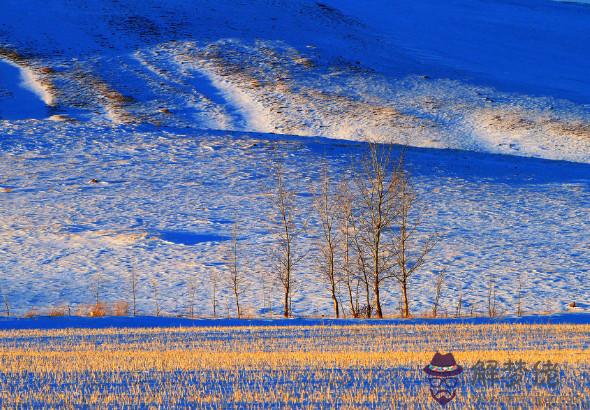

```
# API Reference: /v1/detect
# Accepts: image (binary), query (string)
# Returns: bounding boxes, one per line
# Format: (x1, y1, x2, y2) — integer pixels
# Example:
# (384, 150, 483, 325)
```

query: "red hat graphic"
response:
(423, 352, 463, 377)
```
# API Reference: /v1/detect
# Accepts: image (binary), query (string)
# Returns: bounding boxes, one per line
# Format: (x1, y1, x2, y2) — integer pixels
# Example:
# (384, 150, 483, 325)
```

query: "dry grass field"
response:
(0, 323, 588, 408)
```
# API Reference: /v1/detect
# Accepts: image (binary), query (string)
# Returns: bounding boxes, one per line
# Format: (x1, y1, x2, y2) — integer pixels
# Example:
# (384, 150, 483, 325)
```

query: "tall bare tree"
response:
(487, 272, 497, 317)
(455, 287, 463, 318)
(272, 162, 299, 318)
(130, 269, 138, 317)
(151, 278, 161, 317)
(314, 165, 340, 318)
(210, 269, 219, 318)
(391, 165, 437, 318)
(432, 269, 446, 318)
(188, 281, 197, 319)
(354, 142, 403, 318)
(351, 222, 372, 318)
(258, 268, 268, 315)
(94, 271, 102, 306)
(516, 271, 526, 317)
(227, 221, 243, 318)
(337, 178, 359, 318)
(2, 291, 9, 317)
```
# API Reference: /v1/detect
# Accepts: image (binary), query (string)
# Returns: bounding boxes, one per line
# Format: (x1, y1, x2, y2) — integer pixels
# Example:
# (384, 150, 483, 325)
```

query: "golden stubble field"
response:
(0, 323, 588, 408)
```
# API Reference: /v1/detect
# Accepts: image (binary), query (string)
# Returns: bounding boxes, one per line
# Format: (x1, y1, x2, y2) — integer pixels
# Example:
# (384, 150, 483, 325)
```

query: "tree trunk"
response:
(373, 231, 383, 318)
(283, 285, 289, 318)
(346, 280, 355, 317)
(132, 282, 137, 317)
(331, 286, 340, 318)
(402, 282, 410, 318)
(374, 279, 383, 318)
(212, 284, 217, 318)
(343, 231, 355, 318)
(364, 275, 371, 318)
(235, 291, 241, 319)
(329, 255, 340, 318)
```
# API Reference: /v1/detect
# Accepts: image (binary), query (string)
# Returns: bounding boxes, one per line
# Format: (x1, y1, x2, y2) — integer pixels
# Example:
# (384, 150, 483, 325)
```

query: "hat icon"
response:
(423, 352, 463, 377)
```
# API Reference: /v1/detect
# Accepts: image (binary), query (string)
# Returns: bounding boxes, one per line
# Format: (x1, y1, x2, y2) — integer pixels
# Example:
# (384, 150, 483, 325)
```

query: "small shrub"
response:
(112, 301, 129, 316)
(357, 305, 374, 319)
(48, 307, 67, 317)
(107, 92, 134, 104)
(39, 66, 55, 74)
(88, 302, 109, 317)
(293, 56, 314, 68)
(23, 309, 38, 318)
(239, 307, 256, 319)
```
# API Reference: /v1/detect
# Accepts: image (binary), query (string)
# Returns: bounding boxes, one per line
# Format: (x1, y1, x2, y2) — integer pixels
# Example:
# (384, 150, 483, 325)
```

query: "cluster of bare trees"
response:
(9, 143, 442, 320)
(271, 142, 436, 319)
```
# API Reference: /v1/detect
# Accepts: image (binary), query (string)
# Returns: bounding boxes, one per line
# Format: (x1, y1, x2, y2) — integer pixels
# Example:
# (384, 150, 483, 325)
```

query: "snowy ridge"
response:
(0, 0, 589, 162)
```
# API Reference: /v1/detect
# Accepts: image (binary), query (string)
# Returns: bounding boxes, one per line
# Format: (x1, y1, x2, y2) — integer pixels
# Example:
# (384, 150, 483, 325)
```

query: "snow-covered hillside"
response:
(0, 0, 589, 316)
(1, 0, 590, 161)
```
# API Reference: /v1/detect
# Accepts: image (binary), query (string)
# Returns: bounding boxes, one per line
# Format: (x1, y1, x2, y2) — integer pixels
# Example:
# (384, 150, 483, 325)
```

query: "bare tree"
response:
(210, 269, 218, 318)
(93, 271, 102, 306)
(337, 179, 358, 318)
(271, 162, 300, 318)
(354, 142, 403, 318)
(130, 270, 138, 317)
(314, 164, 340, 318)
(188, 281, 197, 319)
(2, 291, 9, 317)
(351, 216, 372, 318)
(391, 165, 437, 318)
(227, 222, 243, 318)
(516, 271, 526, 317)
(487, 272, 497, 318)
(258, 268, 268, 315)
(455, 287, 463, 318)
(432, 269, 446, 318)
(151, 278, 160, 317)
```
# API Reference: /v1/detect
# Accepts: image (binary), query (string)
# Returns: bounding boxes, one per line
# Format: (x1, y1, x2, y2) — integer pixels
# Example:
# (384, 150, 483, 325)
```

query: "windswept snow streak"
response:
(0, 48, 56, 110)
(14, 63, 54, 107)
(172, 40, 434, 140)
(0, 60, 48, 120)
(148, 40, 590, 163)
(133, 49, 249, 130)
